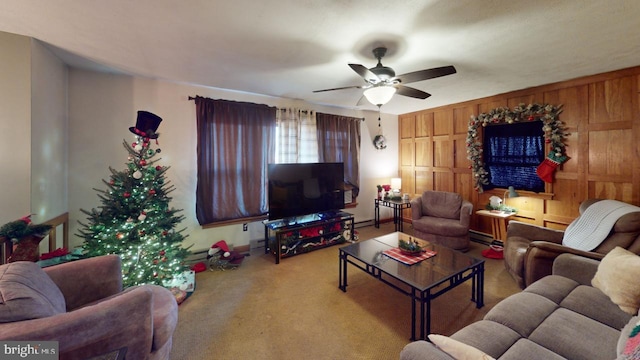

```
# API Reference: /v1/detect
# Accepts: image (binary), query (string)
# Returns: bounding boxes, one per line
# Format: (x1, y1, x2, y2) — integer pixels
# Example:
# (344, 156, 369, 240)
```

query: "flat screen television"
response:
(268, 162, 345, 221)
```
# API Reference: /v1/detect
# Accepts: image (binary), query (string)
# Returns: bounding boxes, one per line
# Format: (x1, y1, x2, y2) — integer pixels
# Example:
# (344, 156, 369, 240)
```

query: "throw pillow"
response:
(620, 318, 640, 360)
(428, 334, 495, 360)
(0, 261, 66, 323)
(619, 316, 640, 358)
(592, 246, 640, 314)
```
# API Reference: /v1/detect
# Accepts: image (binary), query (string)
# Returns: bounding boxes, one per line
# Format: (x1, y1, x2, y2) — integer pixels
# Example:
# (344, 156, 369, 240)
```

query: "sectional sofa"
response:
(400, 250, 640, 360)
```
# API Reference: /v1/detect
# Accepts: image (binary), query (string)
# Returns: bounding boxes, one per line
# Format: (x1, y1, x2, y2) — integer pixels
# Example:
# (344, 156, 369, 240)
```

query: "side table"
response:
(475, 210, 516, 243)
(374, 198, 411, 232)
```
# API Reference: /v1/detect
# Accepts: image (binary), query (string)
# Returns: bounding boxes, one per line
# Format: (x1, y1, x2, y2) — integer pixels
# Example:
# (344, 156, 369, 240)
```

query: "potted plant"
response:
(0, 215, 52, 262)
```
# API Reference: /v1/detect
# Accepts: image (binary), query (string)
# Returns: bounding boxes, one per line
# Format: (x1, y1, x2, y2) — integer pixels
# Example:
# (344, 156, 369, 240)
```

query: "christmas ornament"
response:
(133, 170, 142, 179)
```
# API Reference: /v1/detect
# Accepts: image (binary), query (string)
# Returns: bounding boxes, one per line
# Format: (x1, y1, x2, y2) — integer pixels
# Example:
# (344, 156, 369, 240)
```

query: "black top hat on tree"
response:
(129, 111, 162, 139)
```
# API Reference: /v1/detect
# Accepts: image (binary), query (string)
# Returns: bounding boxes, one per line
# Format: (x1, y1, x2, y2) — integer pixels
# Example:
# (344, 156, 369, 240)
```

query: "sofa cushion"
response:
(592, 246, 640, 314)
(529, 308, 619, 360)
(483, 292, 557, 337)
(0, 261, 66, 323)
(523, 274, 579, 304)
(559, 284, 631, 330)
(451, 320, 521, 358)
(428, 334, 495, 360)
(412, 217, 468, 237)
(499, 339, 566, 360)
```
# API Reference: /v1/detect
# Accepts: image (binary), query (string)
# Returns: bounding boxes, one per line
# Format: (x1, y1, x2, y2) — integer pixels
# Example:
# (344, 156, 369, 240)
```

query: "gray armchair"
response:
(504, 198, 640, 289)
(0, 255, 178, 360)
(410, 191, 473, 251)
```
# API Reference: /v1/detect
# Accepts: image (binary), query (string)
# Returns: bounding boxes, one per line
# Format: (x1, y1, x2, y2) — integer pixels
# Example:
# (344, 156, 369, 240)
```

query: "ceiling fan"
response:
(313, 47, 456, 106)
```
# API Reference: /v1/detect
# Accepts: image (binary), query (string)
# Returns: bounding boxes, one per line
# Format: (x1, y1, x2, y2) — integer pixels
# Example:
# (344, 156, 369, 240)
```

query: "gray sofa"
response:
(400, 253, 636, 360)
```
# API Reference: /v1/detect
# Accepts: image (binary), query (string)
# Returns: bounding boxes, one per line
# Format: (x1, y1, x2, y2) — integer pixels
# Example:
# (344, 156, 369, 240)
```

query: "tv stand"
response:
(263, 211, 354, 264)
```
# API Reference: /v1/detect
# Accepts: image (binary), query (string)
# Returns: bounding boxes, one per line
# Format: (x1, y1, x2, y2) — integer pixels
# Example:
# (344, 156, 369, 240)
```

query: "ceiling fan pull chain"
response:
(377, 106, 383, 134)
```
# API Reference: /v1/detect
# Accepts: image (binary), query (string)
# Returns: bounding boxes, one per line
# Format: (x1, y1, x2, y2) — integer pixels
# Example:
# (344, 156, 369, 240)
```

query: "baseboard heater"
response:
(185, 249, 209, 265)
(470, 230, 494, 245)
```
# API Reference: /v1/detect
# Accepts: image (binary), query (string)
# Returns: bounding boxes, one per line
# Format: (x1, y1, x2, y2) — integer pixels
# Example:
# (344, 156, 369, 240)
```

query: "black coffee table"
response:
(338, 232, 484, 340)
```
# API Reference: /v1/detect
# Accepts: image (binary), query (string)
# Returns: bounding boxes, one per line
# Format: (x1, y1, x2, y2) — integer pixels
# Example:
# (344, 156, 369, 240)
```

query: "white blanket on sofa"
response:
(562, 200, 640, 251)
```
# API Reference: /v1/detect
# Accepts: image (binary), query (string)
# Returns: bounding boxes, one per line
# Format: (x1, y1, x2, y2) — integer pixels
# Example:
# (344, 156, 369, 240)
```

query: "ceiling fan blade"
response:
(348, 63, 380, 83)
(356, 95, 368, 106)
(313, 85, 363, 93)
(395, 65, 456, 84)
(395, 85, 431, 99)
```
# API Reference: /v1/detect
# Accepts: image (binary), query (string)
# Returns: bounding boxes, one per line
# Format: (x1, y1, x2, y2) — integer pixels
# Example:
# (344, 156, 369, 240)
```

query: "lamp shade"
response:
(363, 86, 396, 106)
(391, 178, 402, 191)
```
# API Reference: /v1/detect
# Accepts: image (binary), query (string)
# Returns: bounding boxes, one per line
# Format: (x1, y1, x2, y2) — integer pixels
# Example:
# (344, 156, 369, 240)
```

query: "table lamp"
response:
(503, 186, 519, 204)
(391, 178, 402, 195)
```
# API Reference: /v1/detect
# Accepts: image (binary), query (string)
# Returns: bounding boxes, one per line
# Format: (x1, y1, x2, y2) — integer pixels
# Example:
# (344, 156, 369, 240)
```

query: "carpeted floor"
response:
(169, 223, 521, 359)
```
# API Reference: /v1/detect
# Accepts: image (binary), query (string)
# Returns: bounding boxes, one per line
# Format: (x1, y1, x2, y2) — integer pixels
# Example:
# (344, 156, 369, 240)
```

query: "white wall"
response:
(68, 70, 400, 252)
(30, 39, 68, 227)
(0, 32, 32, 224)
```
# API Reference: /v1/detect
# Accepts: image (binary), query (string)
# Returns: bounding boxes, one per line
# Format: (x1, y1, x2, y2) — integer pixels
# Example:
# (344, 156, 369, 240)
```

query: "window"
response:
(483, 121, 545, 192)
(193, 98, 361, 225)
(275, 108, 318, 163)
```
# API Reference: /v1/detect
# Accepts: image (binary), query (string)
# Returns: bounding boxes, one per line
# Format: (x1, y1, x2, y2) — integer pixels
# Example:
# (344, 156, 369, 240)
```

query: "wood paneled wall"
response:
(399, 66, 640, 235)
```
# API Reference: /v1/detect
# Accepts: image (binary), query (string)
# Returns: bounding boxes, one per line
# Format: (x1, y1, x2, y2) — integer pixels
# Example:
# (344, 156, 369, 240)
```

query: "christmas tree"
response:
(78, 111, 191, 288)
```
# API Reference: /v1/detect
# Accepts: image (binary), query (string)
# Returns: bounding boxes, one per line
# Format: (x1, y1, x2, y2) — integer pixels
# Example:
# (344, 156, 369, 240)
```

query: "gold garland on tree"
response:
(466, 103, 569, 193)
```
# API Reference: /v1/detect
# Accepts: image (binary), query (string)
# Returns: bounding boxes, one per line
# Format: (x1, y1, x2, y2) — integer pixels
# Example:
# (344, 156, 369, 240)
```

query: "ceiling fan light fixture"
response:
(363, 85, 396, 106)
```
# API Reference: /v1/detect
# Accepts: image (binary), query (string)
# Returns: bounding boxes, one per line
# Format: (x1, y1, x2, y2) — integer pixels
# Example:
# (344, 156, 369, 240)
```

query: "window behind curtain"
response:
(483, 121, 545, 192)
(194, 97, 276, 224)
(275, 108, 318, 163)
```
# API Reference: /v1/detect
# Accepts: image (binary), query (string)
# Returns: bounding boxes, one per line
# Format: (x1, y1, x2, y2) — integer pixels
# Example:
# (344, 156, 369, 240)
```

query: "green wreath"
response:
(466, 103, 569, 193)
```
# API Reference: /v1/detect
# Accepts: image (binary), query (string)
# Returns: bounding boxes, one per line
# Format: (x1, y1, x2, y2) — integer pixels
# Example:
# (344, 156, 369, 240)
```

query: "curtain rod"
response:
(190, 97, 363, 121)
(278, 108, 312, 114)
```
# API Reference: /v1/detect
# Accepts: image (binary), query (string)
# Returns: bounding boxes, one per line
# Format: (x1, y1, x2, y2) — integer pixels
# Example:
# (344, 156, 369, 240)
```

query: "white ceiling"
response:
(1, 0, 639, 115)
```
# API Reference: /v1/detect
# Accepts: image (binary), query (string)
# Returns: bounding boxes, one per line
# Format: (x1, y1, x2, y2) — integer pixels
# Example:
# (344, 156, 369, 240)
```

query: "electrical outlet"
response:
(243, 223, 248, 231)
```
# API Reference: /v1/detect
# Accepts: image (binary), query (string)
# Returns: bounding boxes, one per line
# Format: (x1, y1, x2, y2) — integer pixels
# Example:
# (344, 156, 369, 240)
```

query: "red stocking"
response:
(536, 153, 568, 183)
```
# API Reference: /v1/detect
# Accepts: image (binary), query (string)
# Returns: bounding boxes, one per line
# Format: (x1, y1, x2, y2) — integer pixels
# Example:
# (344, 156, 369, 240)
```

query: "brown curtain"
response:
(194, 96, 276, 224)
(316, 113, 361, 197)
